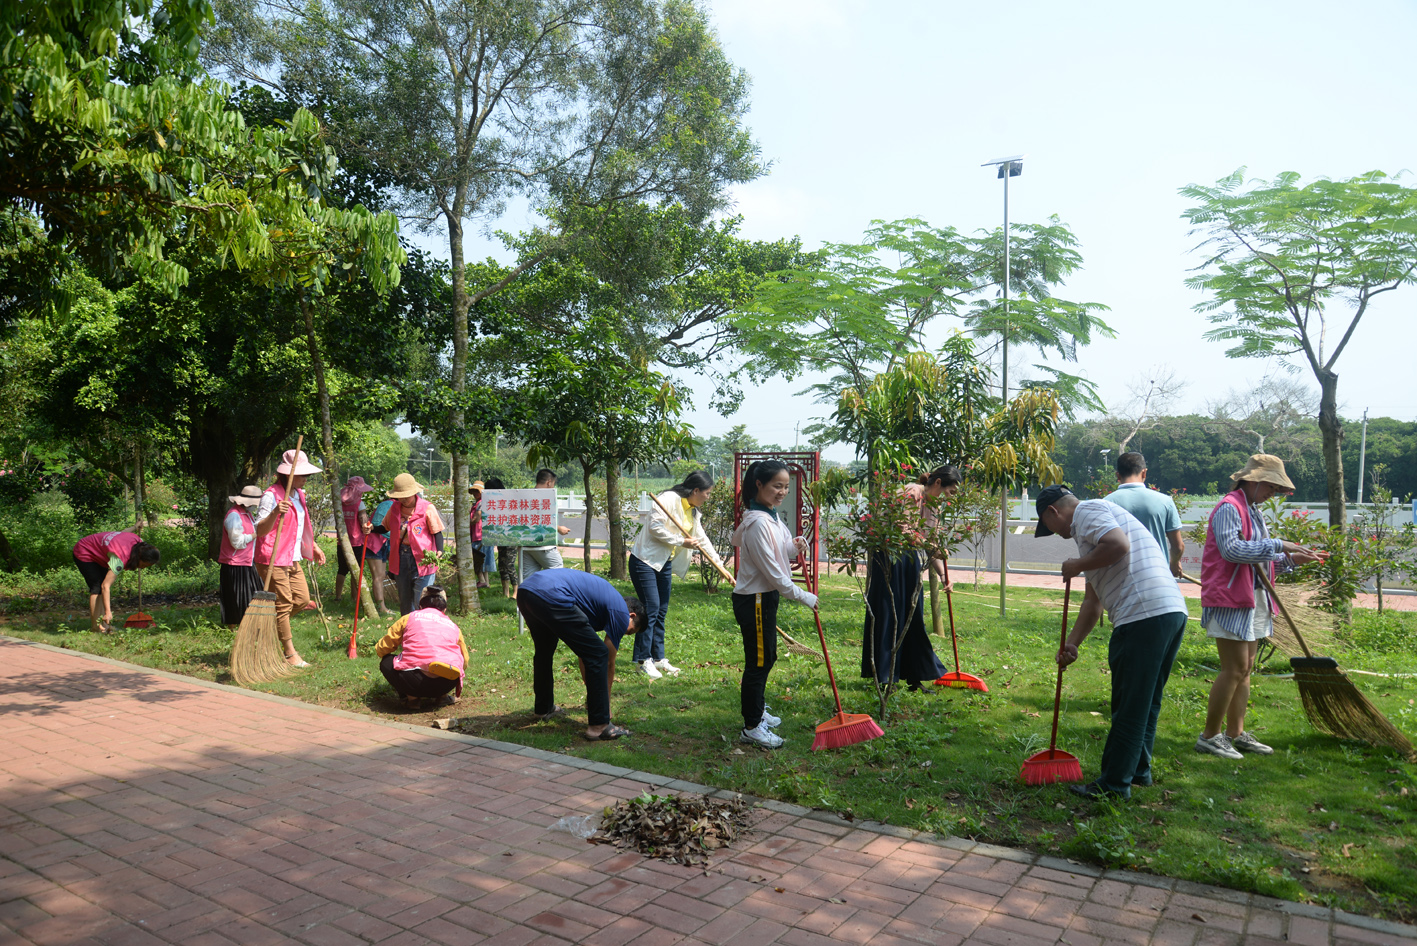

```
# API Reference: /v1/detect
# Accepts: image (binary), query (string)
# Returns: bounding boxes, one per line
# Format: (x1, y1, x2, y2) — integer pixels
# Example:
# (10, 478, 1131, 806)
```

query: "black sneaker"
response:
(1069, 779, 1126, 800)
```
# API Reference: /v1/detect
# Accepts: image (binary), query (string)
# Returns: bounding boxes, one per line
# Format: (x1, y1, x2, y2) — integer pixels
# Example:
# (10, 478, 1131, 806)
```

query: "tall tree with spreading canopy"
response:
(205, 0, 764, 610)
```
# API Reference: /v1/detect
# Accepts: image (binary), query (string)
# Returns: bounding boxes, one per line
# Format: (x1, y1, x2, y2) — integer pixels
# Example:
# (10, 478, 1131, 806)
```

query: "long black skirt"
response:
(860, 551, 946, 686)
(220, 562, 263, 625)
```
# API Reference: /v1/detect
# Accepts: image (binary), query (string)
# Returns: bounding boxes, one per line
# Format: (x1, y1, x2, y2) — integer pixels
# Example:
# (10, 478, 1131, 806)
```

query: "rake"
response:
(1020, 577, 1083, 785)
(933, 558, 987, 692)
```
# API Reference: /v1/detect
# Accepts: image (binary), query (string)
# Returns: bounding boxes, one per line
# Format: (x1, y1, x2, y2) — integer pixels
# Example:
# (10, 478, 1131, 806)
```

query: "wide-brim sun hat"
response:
(341, 475, 376, 503)
(1231, 454, 1295, 491)
(276, 449, 322, 476)
(469, 480, 485, 495)
(387, 472, 425, 499)
(228, 484, 263, 507)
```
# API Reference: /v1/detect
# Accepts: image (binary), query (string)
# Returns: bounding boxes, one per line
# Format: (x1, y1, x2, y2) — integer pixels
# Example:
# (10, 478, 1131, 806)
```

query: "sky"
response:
(417, 0, 1417, 463)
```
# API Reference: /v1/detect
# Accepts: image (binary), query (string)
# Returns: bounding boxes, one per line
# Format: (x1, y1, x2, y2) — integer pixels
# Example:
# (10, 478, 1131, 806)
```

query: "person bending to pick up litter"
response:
(517, 568, 647, 741)
(1196, 454, 1325, 761)
(1036, 485, 1190, 799)
(374, 585, 469, 711)
(731, 459, 818, 750)
(72, 528, 160, 633)
(630, 470, 718, 680)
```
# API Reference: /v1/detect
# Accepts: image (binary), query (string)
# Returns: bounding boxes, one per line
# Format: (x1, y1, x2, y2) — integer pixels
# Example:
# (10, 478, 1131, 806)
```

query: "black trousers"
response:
(379, 653, 456, 700)
(517, 589, 612, 726)
(733, 591, 778, 730)
(1098, 610, 1188, 797)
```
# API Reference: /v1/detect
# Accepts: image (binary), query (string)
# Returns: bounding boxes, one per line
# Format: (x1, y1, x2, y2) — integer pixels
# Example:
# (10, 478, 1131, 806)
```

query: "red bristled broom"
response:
(934, 558, 987, 691)
(810, 608, 884, 751)
(346, 540, 370, 659)
(1020, 577, 1083, 785)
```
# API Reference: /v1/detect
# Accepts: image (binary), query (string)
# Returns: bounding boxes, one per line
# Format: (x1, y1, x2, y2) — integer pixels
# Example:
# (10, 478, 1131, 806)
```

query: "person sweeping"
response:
(72, 528, 160, 633)
(629, 470, 717, 679)
(253, 448, 326, 668)
(731, 460, 818, 750)
(218, 486, 264, 628)
(1036, 485, 1190, 799)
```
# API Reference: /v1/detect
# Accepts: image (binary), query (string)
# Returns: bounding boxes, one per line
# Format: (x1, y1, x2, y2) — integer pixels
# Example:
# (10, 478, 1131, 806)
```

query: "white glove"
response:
(799, 591, 819, 610)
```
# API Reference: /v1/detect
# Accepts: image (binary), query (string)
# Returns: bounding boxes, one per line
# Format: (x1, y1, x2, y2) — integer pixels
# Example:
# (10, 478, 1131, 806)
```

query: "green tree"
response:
(206, 0, 764, 611)
(1349, 466, 1416, 613)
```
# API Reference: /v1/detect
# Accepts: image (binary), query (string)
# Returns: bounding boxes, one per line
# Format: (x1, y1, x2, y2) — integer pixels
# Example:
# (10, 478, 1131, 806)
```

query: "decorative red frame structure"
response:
(732, 451, 821, 594)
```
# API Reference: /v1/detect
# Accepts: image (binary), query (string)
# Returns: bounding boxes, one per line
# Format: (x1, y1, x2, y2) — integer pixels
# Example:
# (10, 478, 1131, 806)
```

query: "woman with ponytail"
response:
(628, 470, 718, 679)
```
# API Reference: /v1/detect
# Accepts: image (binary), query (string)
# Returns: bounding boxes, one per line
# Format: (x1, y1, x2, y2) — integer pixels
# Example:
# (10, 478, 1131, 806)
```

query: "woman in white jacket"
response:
(731, 460, 818, 749)
(629, 471, 717, 678)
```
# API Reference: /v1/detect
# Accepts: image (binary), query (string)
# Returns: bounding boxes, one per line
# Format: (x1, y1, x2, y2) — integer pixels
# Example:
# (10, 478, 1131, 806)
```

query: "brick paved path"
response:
(2, 638, 1413, 946)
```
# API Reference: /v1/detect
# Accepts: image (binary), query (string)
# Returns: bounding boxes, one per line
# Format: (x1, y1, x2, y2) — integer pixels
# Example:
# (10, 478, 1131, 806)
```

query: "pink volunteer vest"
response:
(1200, 489, 1277, 613)
(392, 610, 465, 677)
(254, 483, 315, 567)
(386, 496, 437, 577)
(73, 532, 141, 565)
(342, 499, 365, 545)
(219, 507, 256, 566)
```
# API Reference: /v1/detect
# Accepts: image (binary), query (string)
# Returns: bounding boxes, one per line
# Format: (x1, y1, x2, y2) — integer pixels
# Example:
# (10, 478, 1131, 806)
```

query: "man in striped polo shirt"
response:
(1036, 486, 1191, 799)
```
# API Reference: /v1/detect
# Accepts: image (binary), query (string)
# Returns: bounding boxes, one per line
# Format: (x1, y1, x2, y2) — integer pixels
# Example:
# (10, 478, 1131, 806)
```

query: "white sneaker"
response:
(760, 706, 782, 729)
(653, 659, 681, 676)
(640, 658, 663, 679)
(1232, 731, 1273, 755)
(740, 723, 784, 749)
(1195, 732, 1244, 760)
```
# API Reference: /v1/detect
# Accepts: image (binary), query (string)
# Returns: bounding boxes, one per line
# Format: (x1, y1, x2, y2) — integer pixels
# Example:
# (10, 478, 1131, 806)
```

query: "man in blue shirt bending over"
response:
(517, 569, 646, 741)
(1105, 452, 1184, 578)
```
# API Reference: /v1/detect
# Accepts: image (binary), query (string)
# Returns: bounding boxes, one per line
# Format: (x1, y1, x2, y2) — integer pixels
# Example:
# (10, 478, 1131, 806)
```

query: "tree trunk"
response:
(300, 293, 378, 622)
(446, 204, 479, 615)
(1316, 367, 1353, 618)
(582, 461, 595, 572)
(0, 528, 20, 572)
(606, 462, 626, 580)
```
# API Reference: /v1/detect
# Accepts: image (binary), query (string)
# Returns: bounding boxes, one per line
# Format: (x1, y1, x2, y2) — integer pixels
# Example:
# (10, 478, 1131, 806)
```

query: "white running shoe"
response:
(740, 723, 784, 749)
(640, 658, 663, 679)
(653, 659, 682, 676)
(1194, 732, 1244, 760)
(760, 706, 782, 729)
(1231, 731, 1273, 755)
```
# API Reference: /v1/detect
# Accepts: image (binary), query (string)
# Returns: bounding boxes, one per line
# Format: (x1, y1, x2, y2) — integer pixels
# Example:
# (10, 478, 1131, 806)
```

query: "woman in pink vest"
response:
(373, 585, 468, 709)
(334, 476, 376, 603)
(218, 485, 263, 628)
(253, 448, 327, 667)
(378, 472, 445, 615)
(72, 528, 160, 633)
(1196, 454, 1324, 760)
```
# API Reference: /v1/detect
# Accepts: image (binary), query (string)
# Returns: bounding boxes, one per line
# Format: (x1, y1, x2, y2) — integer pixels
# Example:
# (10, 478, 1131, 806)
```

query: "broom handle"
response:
(649, 491, 733, 582)
(1049, 579, 1071, 753)
(812, 608, 846, 716)
(943, 557, 962, 675)
(1257, 567, 1314, 659)
(1180, 572, 1201, 585)
(347, 541, 369, 658)
(262, 435, 303, 593)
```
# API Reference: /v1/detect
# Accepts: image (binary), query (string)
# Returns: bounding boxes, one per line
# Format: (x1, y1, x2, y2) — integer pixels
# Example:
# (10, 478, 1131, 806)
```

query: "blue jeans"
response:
(396, 547, 437, 615)
(628, 554, 673, 663)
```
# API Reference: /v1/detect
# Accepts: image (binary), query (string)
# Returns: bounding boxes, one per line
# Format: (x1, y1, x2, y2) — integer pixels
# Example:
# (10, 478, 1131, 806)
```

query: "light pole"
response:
(427, 448, 435, 483)
(982, 154, 1024, 617)
(1356, 408, 1369, 505)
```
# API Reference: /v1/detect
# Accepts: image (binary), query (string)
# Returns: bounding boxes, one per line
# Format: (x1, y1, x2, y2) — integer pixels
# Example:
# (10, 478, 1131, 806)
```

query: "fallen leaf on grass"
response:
(1342, 843, 1356, 858)
(1328, 821, 1338, 832)
(905, 798, 915, 810)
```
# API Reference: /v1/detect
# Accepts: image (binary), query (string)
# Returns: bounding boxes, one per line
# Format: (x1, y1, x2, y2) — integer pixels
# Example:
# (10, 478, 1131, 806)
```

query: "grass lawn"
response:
(4, 544, 1417, 922)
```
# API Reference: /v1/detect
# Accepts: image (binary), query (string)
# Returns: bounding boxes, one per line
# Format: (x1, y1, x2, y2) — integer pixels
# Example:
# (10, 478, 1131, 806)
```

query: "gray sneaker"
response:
(740, 723, 784, 749)
(760, 705, 782, 729)
(1232, 731, 1273, 755)
(1195, 732, 1244, 760)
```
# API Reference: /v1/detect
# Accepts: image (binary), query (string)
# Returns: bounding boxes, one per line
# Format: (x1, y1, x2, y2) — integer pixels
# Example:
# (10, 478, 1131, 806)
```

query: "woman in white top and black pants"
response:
(730, 460, 819, 749)
(629, 471, 718, 679)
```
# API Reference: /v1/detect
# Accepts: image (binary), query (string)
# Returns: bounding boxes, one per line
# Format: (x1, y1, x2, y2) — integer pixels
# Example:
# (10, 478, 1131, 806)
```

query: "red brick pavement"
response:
(1, 637, 1414, 946)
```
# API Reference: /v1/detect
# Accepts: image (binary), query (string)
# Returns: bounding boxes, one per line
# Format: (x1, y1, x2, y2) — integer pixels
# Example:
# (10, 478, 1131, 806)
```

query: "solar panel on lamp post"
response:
(981, 155, 1023, 617)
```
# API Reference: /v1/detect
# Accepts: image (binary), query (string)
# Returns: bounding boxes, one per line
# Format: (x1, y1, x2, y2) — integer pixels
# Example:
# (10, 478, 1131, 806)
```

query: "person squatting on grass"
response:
(731, 460, 818, 750)
(254, 449, 327, 667)
(516, 568, 647, 741)
(379, 473, 445, 615)
(630, 470, 719, 680)
(72, 528, 160, 634)
(374, 585, 469, 711)
(218, 486, 263, 628)
(1196, 454, 1325, 761)
(1037, 486, 1190, 799)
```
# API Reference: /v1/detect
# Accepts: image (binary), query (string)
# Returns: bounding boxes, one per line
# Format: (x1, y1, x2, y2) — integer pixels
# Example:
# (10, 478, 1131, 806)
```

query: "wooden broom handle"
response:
(1257, 567, 1314, 659)
(262, 435, 303, 593)
(648, 491, 734, 583)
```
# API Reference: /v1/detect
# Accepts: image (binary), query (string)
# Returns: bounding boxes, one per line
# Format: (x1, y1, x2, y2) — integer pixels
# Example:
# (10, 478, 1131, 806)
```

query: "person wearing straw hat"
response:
(219, 485, 264, 628)
(254, 448, 326, 667)
(334, 476, 376, 603)
(1036, 485, 1190, 799)
(378, 472, 445, 615)
(469, 480, 489, 589)
(1196, 454, 1325, 760)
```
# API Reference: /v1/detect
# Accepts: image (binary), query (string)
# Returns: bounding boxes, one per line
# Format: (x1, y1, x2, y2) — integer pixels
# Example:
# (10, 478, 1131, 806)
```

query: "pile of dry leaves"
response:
(594, 792, 752, 866)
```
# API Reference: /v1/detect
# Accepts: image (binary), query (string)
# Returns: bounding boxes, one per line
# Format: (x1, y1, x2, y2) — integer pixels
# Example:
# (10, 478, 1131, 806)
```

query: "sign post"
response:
(482, 489, 559, 633)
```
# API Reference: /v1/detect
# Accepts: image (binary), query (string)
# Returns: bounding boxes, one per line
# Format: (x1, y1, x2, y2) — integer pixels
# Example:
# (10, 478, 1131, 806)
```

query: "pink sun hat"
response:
(276, 449, 322, 476)
(340, 476, 376, 504)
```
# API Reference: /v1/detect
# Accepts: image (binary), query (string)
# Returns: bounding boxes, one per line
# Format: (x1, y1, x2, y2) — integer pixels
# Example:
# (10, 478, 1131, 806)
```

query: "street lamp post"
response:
(427, 448, 435, 483)
(982, 154, 1024, 617)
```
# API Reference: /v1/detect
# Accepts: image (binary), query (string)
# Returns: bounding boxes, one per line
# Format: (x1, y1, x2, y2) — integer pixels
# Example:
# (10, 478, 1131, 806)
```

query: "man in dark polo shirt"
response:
(517, 569, 646, 741)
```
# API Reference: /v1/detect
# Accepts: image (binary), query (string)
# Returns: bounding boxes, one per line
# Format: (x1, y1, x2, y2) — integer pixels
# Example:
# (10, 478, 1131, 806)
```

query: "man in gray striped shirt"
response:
(1036, 486, 1190, 799)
